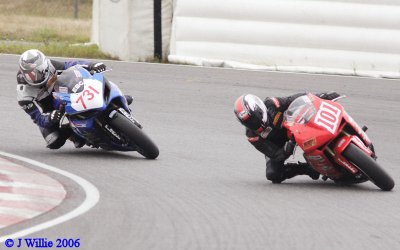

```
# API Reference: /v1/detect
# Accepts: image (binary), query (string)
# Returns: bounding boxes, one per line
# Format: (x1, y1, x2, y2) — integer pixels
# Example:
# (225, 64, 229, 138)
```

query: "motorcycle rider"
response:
(234, 91, 340, 183)
(17, 49, 133, 149)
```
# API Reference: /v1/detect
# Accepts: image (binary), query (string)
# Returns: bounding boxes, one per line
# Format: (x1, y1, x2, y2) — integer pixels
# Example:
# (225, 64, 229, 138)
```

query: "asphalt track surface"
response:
(0, 54, 400, 250)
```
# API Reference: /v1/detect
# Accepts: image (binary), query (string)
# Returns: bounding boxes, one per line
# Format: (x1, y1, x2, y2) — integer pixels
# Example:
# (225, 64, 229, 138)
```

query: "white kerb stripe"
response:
(0, 151, 100, 242)
(0, 193, 62, 206)
(0, 207, 42, 219)
(0, 180, 64, 192)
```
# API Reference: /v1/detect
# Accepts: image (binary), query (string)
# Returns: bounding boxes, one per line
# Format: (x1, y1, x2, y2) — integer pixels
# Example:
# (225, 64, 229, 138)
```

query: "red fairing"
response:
(333, 135, 372, 174)
(304, 150, 343, 178)
(341, 111, 372, 146)
(283, 94, 367, 178)
(288, 96, 344, 153)
(335, 135, 373, 158)
(282, 94, 395, 190)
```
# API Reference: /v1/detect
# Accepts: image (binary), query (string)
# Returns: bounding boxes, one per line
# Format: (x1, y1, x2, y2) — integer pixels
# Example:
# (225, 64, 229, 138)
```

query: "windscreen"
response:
(284, 95, 316, 124)
(54, 66, 86, 94)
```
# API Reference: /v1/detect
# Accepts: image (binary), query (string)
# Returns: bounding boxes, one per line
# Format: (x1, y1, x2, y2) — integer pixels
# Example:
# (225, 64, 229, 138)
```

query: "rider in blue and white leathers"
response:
(16, 49, 110, 149)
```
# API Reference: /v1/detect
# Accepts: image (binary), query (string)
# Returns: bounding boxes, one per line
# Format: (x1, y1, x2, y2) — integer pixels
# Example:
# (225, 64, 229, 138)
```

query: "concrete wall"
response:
(169, 0, 400, 78)
(92, 0, 173, 61)
(92, 0, 400, 78)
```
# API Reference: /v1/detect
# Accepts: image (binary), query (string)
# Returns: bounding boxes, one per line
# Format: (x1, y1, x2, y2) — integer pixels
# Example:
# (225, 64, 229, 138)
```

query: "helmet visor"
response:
(22, 62, 53, 86)
(242, 114, 264, 131)
(23, 70, 46, 84)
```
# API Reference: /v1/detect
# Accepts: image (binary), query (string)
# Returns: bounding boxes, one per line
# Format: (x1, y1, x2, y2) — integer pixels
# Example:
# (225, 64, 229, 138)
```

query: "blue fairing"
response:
(52, 66, 134, 151)
(107, 80, 129, 111)
(64, 61, 91, 70)
(53, 67, 129, 115)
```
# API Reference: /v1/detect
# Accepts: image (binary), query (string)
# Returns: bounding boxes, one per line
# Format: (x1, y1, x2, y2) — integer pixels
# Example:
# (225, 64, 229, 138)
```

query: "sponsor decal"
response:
(73, 69, 82, 78)
(59, 87, 68, 94)
(72, 121, 87, 128)
(259, 127, 272, 139)
(105, 124, 121, 140)
(272, 112, 282, 126)
(314, 102, 341, 134)
(337, 138, 346, 148)
(118, 108, 135, 123)
(337, 158, 358, 174)
(303, 138, 316, 150)
(72, 81, 84, 93)
(271, 98, 280, 108)
(305, 154, 332, 173)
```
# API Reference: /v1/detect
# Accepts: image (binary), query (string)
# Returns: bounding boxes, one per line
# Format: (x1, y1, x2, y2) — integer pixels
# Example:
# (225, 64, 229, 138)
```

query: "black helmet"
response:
(234, 94, 268, 132)
(19, 49, 55, 87)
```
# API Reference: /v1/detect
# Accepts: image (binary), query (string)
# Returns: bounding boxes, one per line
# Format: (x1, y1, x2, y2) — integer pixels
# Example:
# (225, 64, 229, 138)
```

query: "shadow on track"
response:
(38, 148, 151, 161)
(247, 179, 385, 193)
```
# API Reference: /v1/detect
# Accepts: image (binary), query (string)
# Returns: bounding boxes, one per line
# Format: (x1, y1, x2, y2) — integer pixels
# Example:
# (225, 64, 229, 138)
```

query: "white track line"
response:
(0, 151, 100, 242)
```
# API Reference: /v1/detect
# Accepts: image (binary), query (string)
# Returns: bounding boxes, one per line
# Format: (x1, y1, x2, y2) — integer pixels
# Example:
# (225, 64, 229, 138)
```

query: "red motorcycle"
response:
(283, 94, 394, 191)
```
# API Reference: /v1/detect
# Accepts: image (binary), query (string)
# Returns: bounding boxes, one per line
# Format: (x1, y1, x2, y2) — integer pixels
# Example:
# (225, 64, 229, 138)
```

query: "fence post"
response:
(74, 0, 79, 19)
(154, 0, 162, 60)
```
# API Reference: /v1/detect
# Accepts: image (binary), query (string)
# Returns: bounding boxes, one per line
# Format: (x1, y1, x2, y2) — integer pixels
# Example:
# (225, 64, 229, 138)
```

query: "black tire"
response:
(342, 143, 394, 191)
(109, 113, 159, 159)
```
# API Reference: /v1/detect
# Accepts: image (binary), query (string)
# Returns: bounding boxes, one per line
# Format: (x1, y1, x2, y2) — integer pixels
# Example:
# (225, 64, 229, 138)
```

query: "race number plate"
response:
(314, 102, 341, 134)
(70, 79, 104, 112)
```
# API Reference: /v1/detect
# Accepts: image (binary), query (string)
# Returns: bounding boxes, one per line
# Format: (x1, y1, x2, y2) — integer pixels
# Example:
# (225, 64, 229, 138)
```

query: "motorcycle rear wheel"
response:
(342, 143, 394, 191)
(109, 112, 159, 159)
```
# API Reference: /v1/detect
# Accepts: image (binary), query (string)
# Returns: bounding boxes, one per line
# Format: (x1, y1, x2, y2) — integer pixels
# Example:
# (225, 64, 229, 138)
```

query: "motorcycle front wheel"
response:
(343, 143, 394, 191)
(109, 112, 159, 159)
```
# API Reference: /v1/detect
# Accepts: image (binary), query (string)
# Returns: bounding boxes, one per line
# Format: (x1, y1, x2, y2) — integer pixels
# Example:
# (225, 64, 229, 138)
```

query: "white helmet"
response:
(19, 49, 55, 87)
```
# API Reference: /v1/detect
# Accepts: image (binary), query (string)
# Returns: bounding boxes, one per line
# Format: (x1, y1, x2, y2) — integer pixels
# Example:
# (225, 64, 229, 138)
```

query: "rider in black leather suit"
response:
(234, 91, 340, 183)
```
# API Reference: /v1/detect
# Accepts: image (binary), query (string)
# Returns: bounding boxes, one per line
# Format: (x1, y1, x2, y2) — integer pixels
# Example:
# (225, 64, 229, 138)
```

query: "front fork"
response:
(108, 108, 142, 129)
(332, 134, 374, 175)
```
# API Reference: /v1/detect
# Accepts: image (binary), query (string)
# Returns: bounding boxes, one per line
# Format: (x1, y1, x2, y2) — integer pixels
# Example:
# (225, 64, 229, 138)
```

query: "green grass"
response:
(0, 42, 117, 60)
(0, 0, 116, 60)
(0, 0, 93, 19)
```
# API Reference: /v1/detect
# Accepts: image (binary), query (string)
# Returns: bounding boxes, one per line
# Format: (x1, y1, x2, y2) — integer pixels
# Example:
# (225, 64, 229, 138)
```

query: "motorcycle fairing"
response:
(304, 150, 343, 178)
(52, 66, 136, 151)
(333, 135, 374, 174)
(342, 111, 372, 147)
(69, 78, 104, 112)
(288, 98, 344, 153)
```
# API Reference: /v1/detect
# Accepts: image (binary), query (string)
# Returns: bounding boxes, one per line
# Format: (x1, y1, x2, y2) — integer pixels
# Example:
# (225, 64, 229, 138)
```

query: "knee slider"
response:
(45, 131, 65, 149)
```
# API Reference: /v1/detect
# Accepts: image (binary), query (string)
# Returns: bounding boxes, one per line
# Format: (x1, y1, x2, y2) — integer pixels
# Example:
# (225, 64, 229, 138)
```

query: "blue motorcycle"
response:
(52, 65, 159, 159)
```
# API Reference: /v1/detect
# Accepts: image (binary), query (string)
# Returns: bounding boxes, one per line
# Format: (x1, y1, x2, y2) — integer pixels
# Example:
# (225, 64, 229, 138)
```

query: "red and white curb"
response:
(0, 151, 99, 241)
(0, 158, 66, 229)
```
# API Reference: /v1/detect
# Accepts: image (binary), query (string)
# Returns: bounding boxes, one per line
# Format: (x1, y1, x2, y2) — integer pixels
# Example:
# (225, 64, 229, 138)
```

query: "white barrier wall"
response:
(169, 0, 400, 78)
(92, 0, 173, 61)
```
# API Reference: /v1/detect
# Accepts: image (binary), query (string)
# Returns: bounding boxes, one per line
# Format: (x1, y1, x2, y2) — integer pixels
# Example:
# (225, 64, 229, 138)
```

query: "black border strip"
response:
(154, 0, 162, 60)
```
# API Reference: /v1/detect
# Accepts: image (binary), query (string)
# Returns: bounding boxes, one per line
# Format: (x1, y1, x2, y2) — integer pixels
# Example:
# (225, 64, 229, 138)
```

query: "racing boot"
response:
(281, 162, 320, 181)
(124, 95, 133, 105)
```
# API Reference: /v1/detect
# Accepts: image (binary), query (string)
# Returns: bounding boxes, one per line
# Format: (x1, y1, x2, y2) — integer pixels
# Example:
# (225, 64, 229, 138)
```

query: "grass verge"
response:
(0, 0, 116, 60)
(0, 42, 117, 60)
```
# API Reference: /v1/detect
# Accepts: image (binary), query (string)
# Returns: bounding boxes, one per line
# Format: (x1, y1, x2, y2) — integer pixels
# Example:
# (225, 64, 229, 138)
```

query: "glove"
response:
(317, 91, 340, 100)
(49, 110, 63, 125)
(87, 62, 106, 73)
